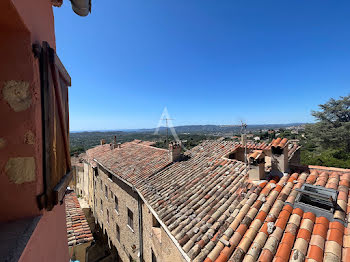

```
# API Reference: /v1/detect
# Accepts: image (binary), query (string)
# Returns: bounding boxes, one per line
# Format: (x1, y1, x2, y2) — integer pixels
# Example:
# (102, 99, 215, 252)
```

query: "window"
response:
(100, 179, 102, 190)
(127, 208, 134, 230)
(100, 199, 103, 212)
(295, 184, 337, 220)
(93, 167, 98, 176)
(115, 195, 119, 212)
(116, 223, 120, 242)
(38, 42, 71, 210)
(129, 255, 133, 262)
(152, 214, 160, 228)
(105, 185, 108, 198)
(152, 250, 157, 262)
(107, 209, 109, 223)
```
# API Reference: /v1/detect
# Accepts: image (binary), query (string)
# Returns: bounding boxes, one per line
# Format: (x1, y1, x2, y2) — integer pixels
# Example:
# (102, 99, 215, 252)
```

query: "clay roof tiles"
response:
(130, 140, 350, 262)
(196, 168, 350, 262)
(93, 141, 171, 185)
(65, 192, 93, 246)
(85, 138, 347, 262)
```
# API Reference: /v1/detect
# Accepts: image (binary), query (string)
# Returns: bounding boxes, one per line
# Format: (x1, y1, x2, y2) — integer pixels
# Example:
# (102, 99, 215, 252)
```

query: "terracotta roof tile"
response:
(65, 192, 93, 246)
(80, 138, 350, 261)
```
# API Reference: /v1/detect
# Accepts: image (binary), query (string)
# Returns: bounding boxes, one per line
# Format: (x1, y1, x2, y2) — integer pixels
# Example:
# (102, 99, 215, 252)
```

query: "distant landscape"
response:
(70, 95, 350, 169)
(70, 123, 304, 156)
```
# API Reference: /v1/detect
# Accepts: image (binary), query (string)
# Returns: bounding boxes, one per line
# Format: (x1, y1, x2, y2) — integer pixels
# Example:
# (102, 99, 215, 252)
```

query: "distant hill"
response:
(136, 123, 306, 134)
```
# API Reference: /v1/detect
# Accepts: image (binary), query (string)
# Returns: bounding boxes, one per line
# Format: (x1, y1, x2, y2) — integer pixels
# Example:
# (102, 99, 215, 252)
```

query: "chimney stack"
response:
(169, 142, 182, 162)
(241, 134, 247, 146)
(114, 136, 117, 145)
(248, 150, 266, 180)
(271, 138, 289, 175)
(100, 139, 106, 145)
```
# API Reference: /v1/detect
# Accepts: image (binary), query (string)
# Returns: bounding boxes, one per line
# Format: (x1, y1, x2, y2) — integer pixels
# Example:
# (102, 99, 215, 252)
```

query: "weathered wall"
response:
(271, 147, 289, 174)
(142, 204, 187, 262)
(0, 1, 69, 261)
(289, 149, 301, 166)
(19, 201, 69, 262)
(75, 165, 84, 196)
(83, 162, 89, 199)
(93, 166, 140, 262)
(88, 165, 94, 207)
(0, 0, 55, 223)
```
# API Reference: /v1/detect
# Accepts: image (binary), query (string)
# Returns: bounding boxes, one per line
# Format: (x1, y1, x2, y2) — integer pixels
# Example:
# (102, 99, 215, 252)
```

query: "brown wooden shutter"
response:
(35, 41, 72, 210)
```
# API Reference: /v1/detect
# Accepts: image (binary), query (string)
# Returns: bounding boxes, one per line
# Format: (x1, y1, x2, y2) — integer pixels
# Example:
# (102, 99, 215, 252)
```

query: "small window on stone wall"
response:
(116, 223, 120, 242)
(105, 185, 108, 198)
(100, 199, 103, 212)
(152, 214, 160, 228)
(107, 209, 109, 223)
(152, 249, 157, 262)
(127, 208, 134, 230)
(115, 195, 119, 212)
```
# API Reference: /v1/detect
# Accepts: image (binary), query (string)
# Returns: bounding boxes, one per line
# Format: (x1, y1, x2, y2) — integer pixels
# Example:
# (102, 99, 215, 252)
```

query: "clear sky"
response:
(54, 0, 350, 131)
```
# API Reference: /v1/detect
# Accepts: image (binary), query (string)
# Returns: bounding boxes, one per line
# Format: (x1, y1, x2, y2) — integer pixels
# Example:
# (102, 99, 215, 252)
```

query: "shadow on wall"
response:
(83, 209, 121, 262)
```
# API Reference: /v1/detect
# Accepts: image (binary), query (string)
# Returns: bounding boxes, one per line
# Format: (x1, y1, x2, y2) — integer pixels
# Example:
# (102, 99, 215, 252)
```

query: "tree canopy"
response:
(311, 95, 350, 151)
(301, 95, 350, 168)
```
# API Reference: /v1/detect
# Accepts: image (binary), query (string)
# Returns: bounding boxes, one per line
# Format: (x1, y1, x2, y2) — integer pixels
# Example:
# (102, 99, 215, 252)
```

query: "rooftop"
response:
(65, 192, 93, 246)
(78, 138, 350, 261)
(136, 140, 349, 262)
(88, 140, 172, 185)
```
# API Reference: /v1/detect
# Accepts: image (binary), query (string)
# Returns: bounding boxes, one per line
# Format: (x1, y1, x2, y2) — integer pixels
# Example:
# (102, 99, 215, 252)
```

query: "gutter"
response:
(138, 195, 143, 262)
(93, 159, 191, 262)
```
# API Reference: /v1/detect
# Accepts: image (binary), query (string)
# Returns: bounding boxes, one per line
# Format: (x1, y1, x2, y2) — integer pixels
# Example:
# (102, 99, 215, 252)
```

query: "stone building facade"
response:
(74, 139, 340, 262)
(93, 165, 141, 262)
(75, 140, 188, 262)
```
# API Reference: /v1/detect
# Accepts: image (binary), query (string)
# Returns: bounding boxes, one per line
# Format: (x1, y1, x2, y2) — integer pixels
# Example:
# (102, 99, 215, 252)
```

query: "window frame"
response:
(114, 195, 119, 213)
(127, 208, 134, 231)
(116, 223, 120, 242)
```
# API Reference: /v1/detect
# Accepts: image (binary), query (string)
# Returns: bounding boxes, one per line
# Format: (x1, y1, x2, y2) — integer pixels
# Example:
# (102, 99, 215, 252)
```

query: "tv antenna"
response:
(161, 117, 174, 146)
(241, 121, 248, 166)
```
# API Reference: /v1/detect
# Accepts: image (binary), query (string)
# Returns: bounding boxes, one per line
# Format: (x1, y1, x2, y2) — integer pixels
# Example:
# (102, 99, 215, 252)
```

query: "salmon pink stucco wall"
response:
(0, 0, 55, 222)
(19, 201, 70, 262)
(0, 0, 70, 261)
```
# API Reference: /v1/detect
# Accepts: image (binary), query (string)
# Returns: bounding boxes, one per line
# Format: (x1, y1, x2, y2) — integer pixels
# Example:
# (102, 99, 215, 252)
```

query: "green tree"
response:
(310, 95, 350, 151)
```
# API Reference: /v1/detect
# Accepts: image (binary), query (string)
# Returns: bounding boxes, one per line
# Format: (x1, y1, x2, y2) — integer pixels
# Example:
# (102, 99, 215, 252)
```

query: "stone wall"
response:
(142, 204, 187, 262)
(75, 165, 84, 197)
(93, 165, 140, 262)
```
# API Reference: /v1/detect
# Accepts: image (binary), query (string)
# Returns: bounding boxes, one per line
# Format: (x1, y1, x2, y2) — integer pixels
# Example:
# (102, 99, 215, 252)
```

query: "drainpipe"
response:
(138, 195, 144, 262)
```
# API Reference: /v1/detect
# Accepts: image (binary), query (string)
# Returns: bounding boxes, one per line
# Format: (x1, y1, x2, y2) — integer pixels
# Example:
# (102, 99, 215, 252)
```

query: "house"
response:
(74, 136, 350, 262)
(78, 140, 178, 261)
(0, 0, 85, 260)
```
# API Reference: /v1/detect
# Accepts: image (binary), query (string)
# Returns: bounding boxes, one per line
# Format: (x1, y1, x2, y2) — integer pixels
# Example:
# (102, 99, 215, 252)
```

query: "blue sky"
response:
(54, 0, 350, 131)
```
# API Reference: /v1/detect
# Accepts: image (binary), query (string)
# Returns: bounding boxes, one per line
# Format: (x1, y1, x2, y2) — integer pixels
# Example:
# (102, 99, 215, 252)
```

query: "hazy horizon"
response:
(54, 1, 350, 131)
(70, 122, 307, 133)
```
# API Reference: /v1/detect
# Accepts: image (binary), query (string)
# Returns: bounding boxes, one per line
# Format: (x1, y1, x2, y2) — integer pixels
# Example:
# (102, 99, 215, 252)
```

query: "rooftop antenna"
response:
(161, 117, 174, 146)
(241, 121, 248, 166)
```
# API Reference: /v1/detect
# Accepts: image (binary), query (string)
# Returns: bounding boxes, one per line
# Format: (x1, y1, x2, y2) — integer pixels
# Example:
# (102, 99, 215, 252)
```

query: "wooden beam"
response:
(54, 171, 73, 204)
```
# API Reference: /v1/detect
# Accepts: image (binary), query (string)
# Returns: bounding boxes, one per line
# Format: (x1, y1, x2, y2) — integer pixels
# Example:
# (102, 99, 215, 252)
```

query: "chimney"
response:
(100, 139, 106, 145)
(169, 142, 182, 162)
(114, 136, 117, 145)
(271, 138, 289, 174)
(248, 150, 265, 180)
(241, 134, 247, 146)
